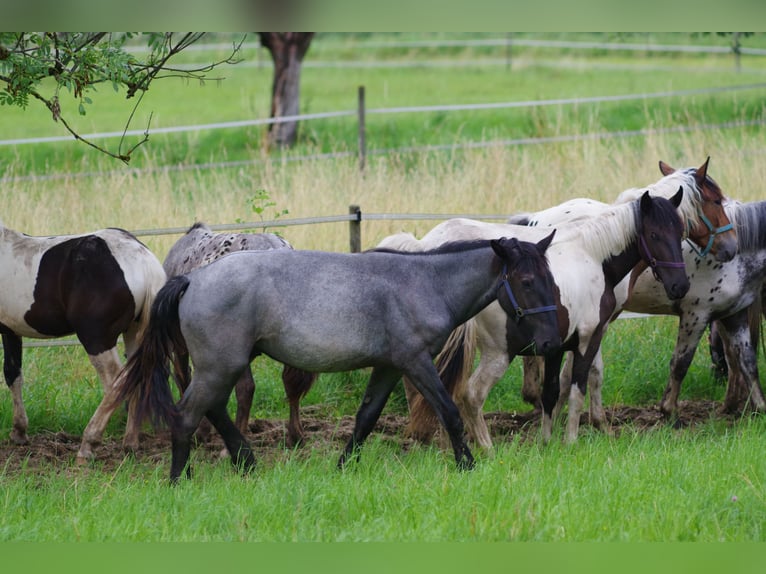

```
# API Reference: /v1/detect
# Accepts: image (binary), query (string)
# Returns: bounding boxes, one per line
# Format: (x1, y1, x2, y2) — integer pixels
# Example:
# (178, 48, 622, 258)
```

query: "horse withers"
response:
(113, 235, 560, 482)
(0, 221, 166, 462)
(162, 222, 316, 447)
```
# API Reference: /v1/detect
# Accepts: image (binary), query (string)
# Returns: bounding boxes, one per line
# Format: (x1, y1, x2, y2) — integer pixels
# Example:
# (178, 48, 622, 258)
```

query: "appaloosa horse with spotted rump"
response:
(163, 222, 316, 446)
(0, 220, 166, 462)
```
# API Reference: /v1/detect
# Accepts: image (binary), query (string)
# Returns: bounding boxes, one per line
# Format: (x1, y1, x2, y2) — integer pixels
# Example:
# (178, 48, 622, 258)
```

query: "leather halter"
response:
(499, 264, 557, 320)
(639, 234, 686, 280)
(686, 213, 734, 258)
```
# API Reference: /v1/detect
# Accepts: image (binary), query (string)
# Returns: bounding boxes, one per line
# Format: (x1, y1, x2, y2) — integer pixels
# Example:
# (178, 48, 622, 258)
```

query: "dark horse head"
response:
(637, 188, 690, 300)
(491, 231, 561, 355)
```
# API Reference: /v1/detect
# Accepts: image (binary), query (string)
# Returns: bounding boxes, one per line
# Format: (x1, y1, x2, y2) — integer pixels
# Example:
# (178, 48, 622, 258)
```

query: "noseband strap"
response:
(499, 265, 557, 320)
(686, 213, 734, 258)
(639, 234, 685, 280)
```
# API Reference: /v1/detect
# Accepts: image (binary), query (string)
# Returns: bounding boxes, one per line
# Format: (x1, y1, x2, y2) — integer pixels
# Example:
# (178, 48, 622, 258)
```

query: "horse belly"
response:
(259, 326, 386, 373)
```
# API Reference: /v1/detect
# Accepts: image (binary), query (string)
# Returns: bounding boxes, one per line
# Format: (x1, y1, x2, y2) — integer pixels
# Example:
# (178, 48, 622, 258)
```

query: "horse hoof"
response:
(10, 431, 29, 445)
(75, 453, 92, 466)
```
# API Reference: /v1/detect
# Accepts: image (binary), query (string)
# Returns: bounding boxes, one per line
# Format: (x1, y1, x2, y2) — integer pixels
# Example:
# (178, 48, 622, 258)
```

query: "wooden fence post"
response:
(349, 204, 362, 253)
(358, 86, 366, 172)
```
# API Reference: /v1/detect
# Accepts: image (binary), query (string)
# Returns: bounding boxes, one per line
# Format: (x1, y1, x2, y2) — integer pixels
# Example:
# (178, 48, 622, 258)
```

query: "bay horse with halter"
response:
(162, 222, 316, 447)
(395, 190, 689, 447)
(112, 237, 560, 481)
(0, 220, 166, 461)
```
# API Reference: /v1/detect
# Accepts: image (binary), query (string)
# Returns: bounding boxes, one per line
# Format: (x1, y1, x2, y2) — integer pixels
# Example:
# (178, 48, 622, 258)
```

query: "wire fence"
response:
(15, 206, 658, 350)
(5, 36, 759, 347)
(2, 82, 766, 185)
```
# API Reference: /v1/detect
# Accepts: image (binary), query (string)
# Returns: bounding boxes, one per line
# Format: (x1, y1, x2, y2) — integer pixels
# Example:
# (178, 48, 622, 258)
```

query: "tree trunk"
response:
(258, 32, 314, 148)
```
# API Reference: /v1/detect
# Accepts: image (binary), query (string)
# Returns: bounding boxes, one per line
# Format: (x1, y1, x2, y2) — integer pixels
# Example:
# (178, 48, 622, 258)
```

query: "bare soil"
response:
(0, 400, 734, 476)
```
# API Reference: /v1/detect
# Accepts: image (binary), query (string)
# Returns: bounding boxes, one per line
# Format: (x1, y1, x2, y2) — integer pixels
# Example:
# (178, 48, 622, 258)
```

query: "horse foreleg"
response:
(2, 334, 28, 445)
(78, 348, 124, 461)
(717, 310, 766, 414)
(540, 353, 564, 443)
(565, 334, 606, 443)
(660, 316, 706, 420)
(403, 358, 474, 470)
(339, 366, 402, 469)
(453, 348, 510, 452)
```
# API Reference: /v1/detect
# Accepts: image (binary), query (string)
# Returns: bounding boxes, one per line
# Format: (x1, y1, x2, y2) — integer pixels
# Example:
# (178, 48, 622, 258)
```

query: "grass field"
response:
(1, 32, 766, 542)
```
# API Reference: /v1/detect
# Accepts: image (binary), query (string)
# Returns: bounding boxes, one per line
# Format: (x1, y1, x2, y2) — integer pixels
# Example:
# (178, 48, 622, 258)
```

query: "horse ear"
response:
(490, 237, 518, 259)
(640, 190, 653, 213)
(694, 156, 710, 187)
(536, 229, 556, 253)
(670, 186, 684, 208)
(659, 160, 675, 176)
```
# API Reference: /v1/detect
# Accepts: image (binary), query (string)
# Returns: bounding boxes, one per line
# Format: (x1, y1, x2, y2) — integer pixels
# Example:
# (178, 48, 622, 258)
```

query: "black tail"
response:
(112, 275, 191, 430)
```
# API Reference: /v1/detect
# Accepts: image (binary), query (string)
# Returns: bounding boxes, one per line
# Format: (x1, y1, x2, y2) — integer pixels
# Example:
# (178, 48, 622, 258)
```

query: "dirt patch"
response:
(0, 400, 734, 475)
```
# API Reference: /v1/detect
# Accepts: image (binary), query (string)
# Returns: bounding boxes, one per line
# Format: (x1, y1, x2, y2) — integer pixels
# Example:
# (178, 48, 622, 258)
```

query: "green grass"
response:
(2, 418, 765, 541)
(2, 33, 766, 541)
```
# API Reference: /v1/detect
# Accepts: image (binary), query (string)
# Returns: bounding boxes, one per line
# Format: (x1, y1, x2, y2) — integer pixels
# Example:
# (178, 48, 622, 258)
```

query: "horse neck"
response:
(574, 201, 640, 283)
(730, 200, 766, 253)
(427, 246, 501, 324)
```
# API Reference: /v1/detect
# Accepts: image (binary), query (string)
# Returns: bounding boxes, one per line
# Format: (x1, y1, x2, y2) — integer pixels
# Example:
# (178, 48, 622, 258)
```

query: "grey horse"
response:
(113, 235, 560, 481)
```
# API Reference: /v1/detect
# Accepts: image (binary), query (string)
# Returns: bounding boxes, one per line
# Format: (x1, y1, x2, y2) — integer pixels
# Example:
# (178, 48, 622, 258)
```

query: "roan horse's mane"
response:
(368, 237, 492, 256)
(725, 199, 766, 252)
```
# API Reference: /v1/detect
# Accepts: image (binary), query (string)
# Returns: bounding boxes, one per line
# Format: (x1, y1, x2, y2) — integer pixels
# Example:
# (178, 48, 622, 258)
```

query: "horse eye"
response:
(714, 199, 722, 205)
(650, 232, 658, 240)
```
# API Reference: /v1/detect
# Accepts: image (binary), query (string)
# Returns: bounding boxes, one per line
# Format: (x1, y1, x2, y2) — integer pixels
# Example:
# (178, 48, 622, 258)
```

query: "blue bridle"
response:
(686, 213, 734, 258)
(499, 265, 558, 320)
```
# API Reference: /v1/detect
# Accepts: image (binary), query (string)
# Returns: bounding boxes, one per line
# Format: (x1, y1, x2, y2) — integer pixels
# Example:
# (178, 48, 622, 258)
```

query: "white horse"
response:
(389, 190, 688, 447)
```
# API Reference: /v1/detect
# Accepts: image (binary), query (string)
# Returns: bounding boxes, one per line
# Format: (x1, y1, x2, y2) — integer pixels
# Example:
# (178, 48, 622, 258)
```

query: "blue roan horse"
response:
(0, 220, 166, 461)
(163, 222, 316, 447)
(113, 236, 560, 481)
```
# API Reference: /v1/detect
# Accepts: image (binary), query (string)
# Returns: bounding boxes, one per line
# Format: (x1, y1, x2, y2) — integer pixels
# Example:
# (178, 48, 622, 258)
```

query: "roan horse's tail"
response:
(112, 274, 191, 431)
(404, 320, 478, 442)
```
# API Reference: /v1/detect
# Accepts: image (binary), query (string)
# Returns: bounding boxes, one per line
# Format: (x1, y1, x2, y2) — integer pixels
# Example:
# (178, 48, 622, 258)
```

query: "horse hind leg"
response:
(660, 318, 706, 421)
(78, 347, 124, 461)
(282, 365, 317, 448)
(717, 310, 766, 414)
(234, 368, 255, 434)
(205, 402, 255, 475)
(2, 334, 28, 445)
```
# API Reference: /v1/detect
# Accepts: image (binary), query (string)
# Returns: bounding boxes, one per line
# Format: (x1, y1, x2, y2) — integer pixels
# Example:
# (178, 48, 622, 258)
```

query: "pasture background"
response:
(1, 32, 766, 542)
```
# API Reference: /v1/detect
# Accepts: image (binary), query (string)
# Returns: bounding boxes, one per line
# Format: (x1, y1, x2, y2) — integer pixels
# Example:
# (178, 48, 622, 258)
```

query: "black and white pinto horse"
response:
(395, 190, 689, 448)
(163, 222, 316, 447)
(113, 237, 561, 481)
(518, 160, 756, 430)
(0, 220, 166, 461)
